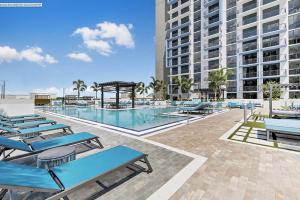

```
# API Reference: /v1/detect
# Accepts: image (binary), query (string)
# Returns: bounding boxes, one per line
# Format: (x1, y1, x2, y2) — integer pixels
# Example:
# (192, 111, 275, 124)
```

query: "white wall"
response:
(0, 99, 34, 116)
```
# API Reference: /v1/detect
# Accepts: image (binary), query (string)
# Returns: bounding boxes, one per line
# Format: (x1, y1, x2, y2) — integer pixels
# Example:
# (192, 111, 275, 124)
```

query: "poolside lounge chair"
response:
(227, 102, 242, 108)
(3, 116, 46, 123)
(0, 123, 73, 139)
(0, 132, 103, 159)
(178, 102, 213, 114)
(0, 145, 152, 199)
(264, 118, 300, 140)
(0, 119, 56, 129)
(0, 114, 40, 120)
(271, 110, 300, 118)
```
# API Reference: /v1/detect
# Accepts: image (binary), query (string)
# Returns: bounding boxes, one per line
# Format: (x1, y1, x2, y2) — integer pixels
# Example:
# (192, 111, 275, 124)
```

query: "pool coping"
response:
(36, 108, 218, 136)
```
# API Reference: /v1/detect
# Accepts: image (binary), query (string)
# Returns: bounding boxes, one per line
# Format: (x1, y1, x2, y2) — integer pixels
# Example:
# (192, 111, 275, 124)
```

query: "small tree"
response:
(262, 81, 281, 100)
(208, 69, 228, 101)
(136, 82, 148, 102)
(73, 79, 87, 99)
(90, 82, 100, 99)
(174, 77, 193, 100)
(148, 76, 162, 101)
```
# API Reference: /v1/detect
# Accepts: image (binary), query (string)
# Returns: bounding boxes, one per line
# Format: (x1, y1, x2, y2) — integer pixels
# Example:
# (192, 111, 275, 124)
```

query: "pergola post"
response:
(116, 84, 119, 109)
(101, 86, 104, 108)
(132, 85, 135, 108)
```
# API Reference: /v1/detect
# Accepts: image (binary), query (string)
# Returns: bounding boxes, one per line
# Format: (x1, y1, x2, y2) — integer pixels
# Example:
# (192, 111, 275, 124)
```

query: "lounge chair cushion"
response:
(0, 126, 19, 134)
(52, 145, 145, 189)
(19, 124, 70, 135)
(0, 136, 32, 152)
(0, 161, 61, 192)
(15, 120, 56, 128)
(265, 119, 300, 134)
(31, 132, 97, 151)
(9, 116, 45, 123)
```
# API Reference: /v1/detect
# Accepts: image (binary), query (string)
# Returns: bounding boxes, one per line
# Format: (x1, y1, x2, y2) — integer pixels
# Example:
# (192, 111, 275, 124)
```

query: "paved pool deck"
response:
(148, 109, 300, 200)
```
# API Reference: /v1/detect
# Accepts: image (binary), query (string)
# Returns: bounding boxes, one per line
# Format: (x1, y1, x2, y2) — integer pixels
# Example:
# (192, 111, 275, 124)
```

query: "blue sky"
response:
(0, 0, 155, 96)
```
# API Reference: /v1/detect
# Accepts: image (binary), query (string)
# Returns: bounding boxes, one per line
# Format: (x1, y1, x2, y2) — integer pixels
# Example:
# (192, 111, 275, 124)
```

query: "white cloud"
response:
(96, 21, 135, 48)
(0, 45, 57, 65)
(73, 21, 134, 56)
(67, 52, 92, 62)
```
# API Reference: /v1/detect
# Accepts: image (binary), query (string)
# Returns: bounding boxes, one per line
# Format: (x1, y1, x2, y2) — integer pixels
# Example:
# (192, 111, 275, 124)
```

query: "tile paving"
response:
(2, 113, 193, 200)
(148, 109, 300, 200)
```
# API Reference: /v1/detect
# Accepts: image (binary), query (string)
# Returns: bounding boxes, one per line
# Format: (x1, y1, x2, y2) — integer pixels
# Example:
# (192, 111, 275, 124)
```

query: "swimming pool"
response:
(39, 106, 189, 134)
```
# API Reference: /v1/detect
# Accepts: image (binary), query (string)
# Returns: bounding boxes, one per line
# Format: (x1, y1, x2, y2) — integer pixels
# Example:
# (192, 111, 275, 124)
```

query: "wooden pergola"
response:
(98, 81, 137, 109)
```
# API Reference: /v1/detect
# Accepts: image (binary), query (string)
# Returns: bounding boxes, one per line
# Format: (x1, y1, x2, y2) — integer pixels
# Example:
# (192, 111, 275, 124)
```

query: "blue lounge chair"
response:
(0, 145, 152, 199)
(3, 116, 46, 123)
(271, 110, 300, 118)
(0, 124, 73, 139)
(0, 114, 39, 120)
(0, 132, 103, 159)
(178, 102, 213, 114)
(227, 102, 242, 108)
(264, 118, 300, 140)
(0, 119, 56, 129)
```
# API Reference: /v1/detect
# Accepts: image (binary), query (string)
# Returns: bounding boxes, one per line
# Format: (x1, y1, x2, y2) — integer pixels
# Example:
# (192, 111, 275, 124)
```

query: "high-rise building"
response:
(155, 0, 300, 99)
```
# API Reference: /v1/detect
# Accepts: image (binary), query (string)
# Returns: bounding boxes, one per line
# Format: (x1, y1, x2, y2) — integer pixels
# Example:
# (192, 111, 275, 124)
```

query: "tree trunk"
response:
(95, 91, 98, 99)
(78, 91, 80, 100)
(214, 91, 217, 101)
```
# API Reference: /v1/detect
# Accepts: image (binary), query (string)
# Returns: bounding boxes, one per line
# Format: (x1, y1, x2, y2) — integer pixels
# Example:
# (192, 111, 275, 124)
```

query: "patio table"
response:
(37, 146, 76, 169)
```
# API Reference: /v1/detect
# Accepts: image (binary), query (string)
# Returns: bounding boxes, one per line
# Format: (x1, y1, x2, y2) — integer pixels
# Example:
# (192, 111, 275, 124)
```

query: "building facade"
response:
(156, 0, 300, 99)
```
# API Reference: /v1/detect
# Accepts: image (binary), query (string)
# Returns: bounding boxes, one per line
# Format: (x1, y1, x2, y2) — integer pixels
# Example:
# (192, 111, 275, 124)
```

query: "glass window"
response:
(208, 59, 219, 70)
(262, 34, 279, 48)
(172, 12, 178, 19)
(289, 45, 300, 60)
(194, 52, 201, 63)
(243, 39, 257, 51)
(181, 55, 189, 64)
(181, 46, 189, 54)
(227, 56, 237, 68)
(181, 6, 189, 14)
(243, 13, 257, 25)
(289, 29, 300, 45)
(172, 2, 178, 9)
(194, 64, 201, 73)
(243, 26, 257, 38)
(194, 42, 201, 53)
(227, 8, 236, 21)
(208, 49, 219, 58)
(227, 32, 236, 44)
(194, 73, 201, 83)
(289, 13, 300, 30)
(227, 20, 237, 33)
(181, 16, 189, 24)
(227, 0, 236, 9)
(289, 61, 300, 75)
(263, 5, 279, 19)
(289, 0, 300, 15)
(262, 20, 279, 33)
(243, 0, 257, 12)
(181, 65, 189, 73)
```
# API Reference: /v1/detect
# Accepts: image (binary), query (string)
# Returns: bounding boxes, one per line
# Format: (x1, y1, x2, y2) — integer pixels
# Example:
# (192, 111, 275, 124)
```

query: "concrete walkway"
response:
(148, 109, 300, 200)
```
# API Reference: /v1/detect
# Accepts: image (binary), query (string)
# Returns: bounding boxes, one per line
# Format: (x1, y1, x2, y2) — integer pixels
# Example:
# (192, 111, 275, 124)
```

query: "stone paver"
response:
(232, 135, 245, 141)
(3, 113, 193, 200)
(246, 137, 274, 146)
(235, 131, 248, 137)
(149, 109, 300, 200)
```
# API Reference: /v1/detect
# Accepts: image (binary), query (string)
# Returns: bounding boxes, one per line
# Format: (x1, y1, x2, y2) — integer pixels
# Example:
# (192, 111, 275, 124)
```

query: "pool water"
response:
(40, 106, 188, 132)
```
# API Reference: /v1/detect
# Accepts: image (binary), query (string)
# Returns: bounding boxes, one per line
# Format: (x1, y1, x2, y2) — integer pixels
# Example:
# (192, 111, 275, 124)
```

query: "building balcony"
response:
(227, 87, 237, 92)
(204, 9, 219, 18)
(289, 68, 300, 75)
(204, 0, 219, 7)
(262, 55, 286, 63)
(263, 69, 287, 77)
(243, 72, 257, 78)
(242, 58, 258, 65)
(243, 86, 258, 92)
(204, 21, 221, 29)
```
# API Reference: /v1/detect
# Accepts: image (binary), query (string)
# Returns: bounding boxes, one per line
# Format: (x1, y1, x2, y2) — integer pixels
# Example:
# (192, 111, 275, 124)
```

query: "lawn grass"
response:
(242, 121, 265, 129)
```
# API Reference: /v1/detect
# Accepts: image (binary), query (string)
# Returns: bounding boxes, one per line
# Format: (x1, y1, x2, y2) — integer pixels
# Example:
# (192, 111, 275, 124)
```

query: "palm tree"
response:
(181, 77, 193, 99)
(148, 76, 162, 101)
(136, 82, 148, 102)
(73, 79, 87, 99)
(208, 69, 228, 101)
(90, 82, 100, 99)
(160, 80, 168, 100)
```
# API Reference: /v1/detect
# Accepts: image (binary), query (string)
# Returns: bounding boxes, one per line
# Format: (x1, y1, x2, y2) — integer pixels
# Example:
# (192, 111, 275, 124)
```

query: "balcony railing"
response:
(289, 68, 300, 75)
(243, 44, 257, 51)
(262, 40, 279, 48)
(243, 58, 258, 65)
(243, 16, 257, 25)
(243, 2, 257, 12)
(263, 55, 280, 62)
(263, 69, 280, 76)
(243, 71, 257, 78)
(227, 87, 237, 92)
(243, 86, 257, 91)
